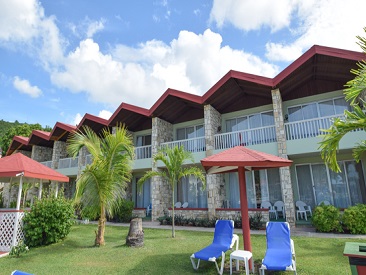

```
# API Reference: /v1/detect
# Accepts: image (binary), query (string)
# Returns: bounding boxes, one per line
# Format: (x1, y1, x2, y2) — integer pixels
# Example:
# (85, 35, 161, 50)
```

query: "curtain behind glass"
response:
(296, 165, 315, 207)
(178, 176, 207, 208)
(346, 161, 366, 204)
(229, 173, 240, 208)
(329, 163, 350, 208)
(311, 164, 332, 206)
(318, 100, 335, 117)
(136, 179, 151, 208)
(267, 168, 282, 203)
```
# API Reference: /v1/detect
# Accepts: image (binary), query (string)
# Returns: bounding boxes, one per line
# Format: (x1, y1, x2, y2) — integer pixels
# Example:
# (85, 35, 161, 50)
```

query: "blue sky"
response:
(0, 0, 365, 128)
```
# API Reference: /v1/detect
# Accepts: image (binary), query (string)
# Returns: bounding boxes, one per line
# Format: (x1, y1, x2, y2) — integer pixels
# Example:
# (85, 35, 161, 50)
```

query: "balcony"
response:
(214, 126, 276, 150)
(40, 160, 52, 168)
(58, 157, 79, 169)
(135, 145, 152, 159)
(284, 114, 351, 140)
(161, 137, 206, 153)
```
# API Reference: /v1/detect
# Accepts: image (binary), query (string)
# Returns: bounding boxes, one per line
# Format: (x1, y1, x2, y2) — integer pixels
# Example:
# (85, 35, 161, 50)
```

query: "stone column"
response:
(271, 88, 295, 226)
(204, 105, 223, 219)
(16, 150, 32, 158)
(31, 145, 53, 162)
(51, 141, 68, 197)
(151, 117, 173, 221)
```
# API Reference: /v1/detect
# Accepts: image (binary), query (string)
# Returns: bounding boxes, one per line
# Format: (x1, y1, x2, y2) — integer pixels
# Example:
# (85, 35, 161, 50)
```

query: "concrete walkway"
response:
(105, 220, 366, 239)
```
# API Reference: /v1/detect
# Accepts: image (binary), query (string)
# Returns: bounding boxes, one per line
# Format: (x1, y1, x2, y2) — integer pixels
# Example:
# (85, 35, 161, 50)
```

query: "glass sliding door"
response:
(177, 175, 207, 208)
(135, 178, 151, 208)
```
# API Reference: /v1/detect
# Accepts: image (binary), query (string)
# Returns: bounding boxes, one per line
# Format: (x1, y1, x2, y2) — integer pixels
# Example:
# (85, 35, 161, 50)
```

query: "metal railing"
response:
(135, 145, 152, 159)
(284, 114, 346, 140)
(58, 157, 78, 169)
(40, 160, 52, 168)
(161, 136, 206, 152)
(214, 125, 276, 150)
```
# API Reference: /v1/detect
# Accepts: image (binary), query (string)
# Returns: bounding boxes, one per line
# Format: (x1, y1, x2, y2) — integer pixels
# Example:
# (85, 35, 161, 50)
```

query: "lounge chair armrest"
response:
(290, 239, 295, 256)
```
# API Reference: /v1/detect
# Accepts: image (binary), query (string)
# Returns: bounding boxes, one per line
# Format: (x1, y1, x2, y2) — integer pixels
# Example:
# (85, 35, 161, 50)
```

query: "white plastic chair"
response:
(261, 201, 278, 220)
(174, 201, 182, 208)
(274, 201, 286, 219)
(146, 203, 152, 217)
(295, 201, 312, 220)
(318, 200, 330, 206)
(182, 202, 189, 208)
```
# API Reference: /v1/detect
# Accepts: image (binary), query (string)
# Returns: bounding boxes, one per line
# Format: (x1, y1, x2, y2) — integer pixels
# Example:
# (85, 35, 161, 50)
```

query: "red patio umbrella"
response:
(201, 146, 292, 256)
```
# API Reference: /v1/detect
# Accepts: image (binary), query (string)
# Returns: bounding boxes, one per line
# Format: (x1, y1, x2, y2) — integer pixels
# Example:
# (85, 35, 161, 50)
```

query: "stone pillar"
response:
(77, 146, 88, 176)
(271, 88, 295, 226)
(51, 141, 68, 197)
(16, 150, 31, 158)
(151, 117, 173, 221)
(204, 105, 223, 219)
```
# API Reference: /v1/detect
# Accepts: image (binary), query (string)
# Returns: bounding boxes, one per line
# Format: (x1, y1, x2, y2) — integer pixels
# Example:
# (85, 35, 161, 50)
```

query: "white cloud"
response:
(0, 0, 65, 71)
(0, 0, 42, 42)
(210, 0, 296, 32)
(51, 30, 278, 109)
(69, 17, 106, 39)
(209, 0, 366, 62)
(98, 110, 112, 120)
(13, 76, 42, 98)
(73, 113, 83, 126)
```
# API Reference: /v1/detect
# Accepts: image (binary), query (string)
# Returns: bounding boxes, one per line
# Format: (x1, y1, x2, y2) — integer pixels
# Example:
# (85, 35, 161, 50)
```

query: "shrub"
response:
(249, 212, 264, 230)
(23, 197, 75, 247)
(9, 241, 29, 257)
(108, 199, 134, 223)
(342, 204, 366, 234)
(312, 204, 342, 233)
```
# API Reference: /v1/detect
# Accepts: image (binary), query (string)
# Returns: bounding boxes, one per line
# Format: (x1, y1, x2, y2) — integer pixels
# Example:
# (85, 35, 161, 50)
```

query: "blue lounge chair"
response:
(11, 271, 33, 275)
(260, 222, 297, 275)
(190, 220, 239, 275)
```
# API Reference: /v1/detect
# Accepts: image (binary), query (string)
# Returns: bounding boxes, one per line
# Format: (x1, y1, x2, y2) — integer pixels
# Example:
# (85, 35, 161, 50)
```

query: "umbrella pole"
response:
(238, 167, 252, 265)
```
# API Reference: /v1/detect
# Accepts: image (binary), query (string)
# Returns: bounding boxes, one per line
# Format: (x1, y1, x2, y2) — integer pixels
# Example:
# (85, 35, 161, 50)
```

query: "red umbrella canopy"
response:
(201, 146, 292, 174)
(0, 153, 69, 182)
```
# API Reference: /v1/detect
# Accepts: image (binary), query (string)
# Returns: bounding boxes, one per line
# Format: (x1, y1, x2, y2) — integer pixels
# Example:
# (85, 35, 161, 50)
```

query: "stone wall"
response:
(31, 145, 53, 162)
(272, 88, 295, 226)
(151, 117, 173, 221)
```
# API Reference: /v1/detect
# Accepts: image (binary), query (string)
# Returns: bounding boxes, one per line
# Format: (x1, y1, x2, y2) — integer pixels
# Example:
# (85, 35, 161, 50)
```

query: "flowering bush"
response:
(9, 241, 29, 257)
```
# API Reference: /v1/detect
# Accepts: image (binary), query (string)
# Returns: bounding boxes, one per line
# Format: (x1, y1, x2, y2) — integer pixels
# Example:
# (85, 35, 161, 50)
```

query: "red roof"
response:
(0, 153, 69, 182)
(201, 146, 292, 174)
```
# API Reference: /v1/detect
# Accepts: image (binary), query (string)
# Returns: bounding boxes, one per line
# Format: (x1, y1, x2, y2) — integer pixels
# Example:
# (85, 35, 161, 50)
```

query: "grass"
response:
(0, 224, 362, 275)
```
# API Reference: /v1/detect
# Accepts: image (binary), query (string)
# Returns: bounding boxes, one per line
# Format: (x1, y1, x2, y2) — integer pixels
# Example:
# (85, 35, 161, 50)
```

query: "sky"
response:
(0, 0, 365, 128)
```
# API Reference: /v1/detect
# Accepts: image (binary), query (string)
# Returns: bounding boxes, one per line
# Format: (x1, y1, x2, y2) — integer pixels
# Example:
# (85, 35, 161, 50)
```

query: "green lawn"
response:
(0, 224, 362, 274)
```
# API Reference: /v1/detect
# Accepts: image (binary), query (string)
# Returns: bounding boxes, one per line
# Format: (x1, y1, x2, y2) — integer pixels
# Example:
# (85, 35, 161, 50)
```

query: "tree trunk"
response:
(126, 218, 144, 247)
(95, 217, 106, 246)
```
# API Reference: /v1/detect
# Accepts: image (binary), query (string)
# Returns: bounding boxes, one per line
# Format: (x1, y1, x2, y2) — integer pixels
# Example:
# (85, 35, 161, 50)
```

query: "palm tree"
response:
(67, 124, 134, 246)
(137, 145, 206, 238)
(319, 27, 366, 172)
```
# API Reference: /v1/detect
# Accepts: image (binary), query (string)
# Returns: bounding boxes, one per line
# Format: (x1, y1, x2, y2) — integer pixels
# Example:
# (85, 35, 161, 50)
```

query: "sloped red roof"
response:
(0, 153, 69, 182)
(201, 146, 292, 174)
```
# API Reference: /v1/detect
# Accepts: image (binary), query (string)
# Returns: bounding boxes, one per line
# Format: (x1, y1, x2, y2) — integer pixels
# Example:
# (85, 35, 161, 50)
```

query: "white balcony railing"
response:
(40, 160, 53, 168)
(284, 114, 348, 141)
(161, 137, 206, 153)
(58, 157, 79, 169)
(85, 154, 93, 165)
(214, 126, 276, 150)
(135, 145, 152, 159)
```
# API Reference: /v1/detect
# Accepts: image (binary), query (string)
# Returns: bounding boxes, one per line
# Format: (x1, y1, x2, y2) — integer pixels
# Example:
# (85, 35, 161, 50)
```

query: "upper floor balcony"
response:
(40, 160, 52, 168)
(58, 157, 79, 169)
(135, 145, 152, 159)
(214, 125, 277, 150)
(284, 114, 345, 140)
(161, 136, 206, 153)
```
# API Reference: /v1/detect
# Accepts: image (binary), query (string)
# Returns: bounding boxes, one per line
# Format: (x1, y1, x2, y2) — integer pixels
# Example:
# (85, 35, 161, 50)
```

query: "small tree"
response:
(320, 27, 366, 172)
(67, 124, 134, 246)
(137, 145, 206, 238)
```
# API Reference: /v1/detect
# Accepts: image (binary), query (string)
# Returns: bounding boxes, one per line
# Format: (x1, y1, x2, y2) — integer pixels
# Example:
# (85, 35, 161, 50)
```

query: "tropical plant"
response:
(137, 145, 206, 238)
(319, 27, 366, 172)
(67, 124, 134, 246)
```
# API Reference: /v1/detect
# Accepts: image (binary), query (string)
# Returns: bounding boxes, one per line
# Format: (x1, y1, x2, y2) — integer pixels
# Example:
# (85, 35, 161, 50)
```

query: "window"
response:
(177, 175, 207, 208)
(288, 97, 350, 122)
(226, 169, 282, 208)
(135, 134, 151, 159)
(295, 160, 366, 208)
(176, 125, 205, 152)
(225, 111, 275, 145)
(135, 177, 151, 208)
